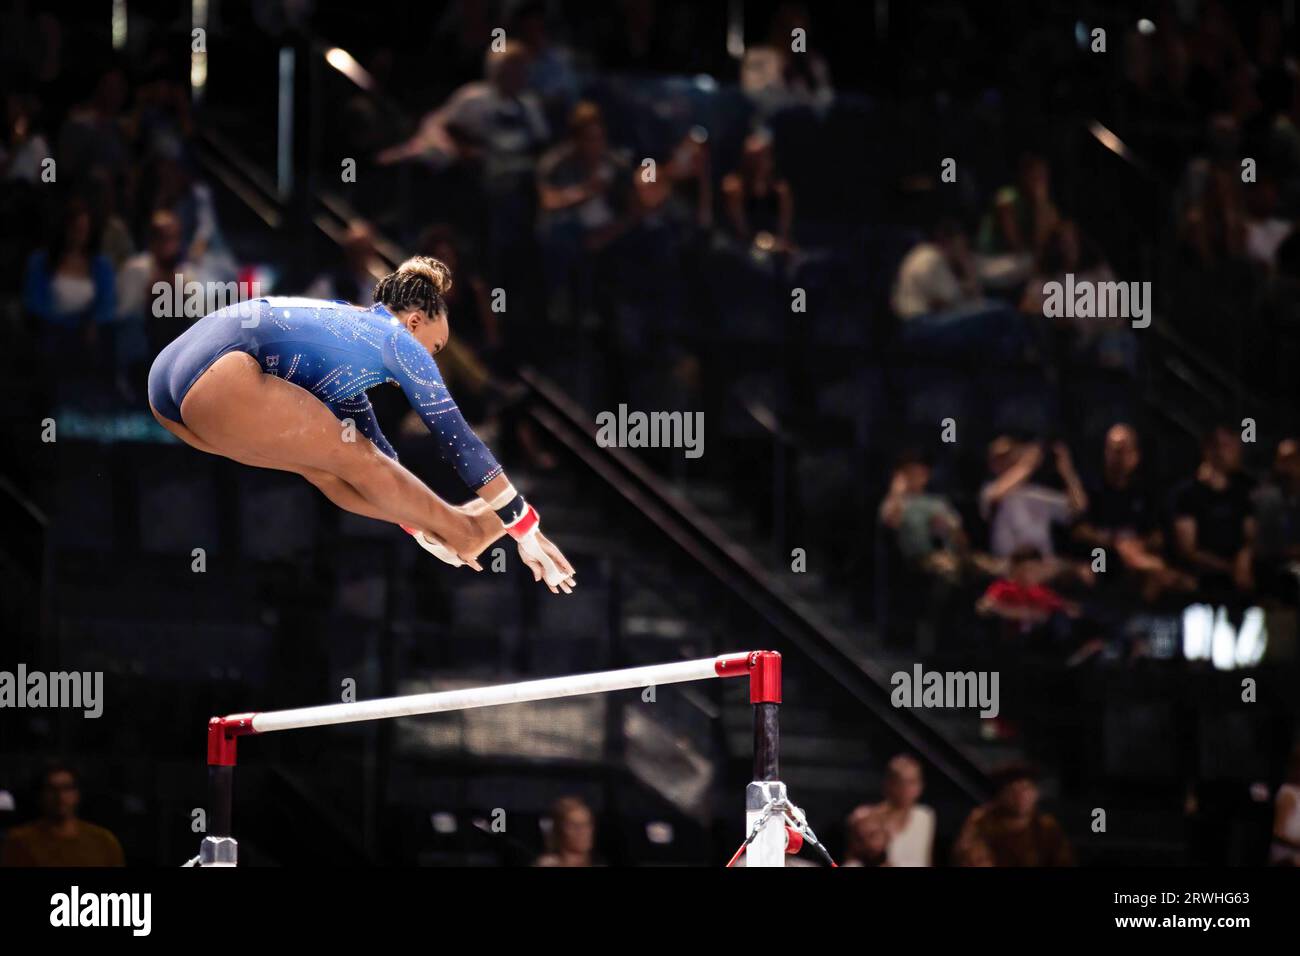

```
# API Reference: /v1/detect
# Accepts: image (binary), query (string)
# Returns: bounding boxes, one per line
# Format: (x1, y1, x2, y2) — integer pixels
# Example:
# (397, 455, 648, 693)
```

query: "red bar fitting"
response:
(206, 713, 258, 767)
(714, 650, 782, 704)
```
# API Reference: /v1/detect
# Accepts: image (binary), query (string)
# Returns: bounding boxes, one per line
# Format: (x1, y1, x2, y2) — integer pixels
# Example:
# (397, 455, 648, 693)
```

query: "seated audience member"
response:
(510, 0, 580, 120)
(957, 838, 995, 866)
(1243, 175, 1293, 272)
(144, 151, 238, 285)
(977, 545, 1081, 635)
(537, 101, 637, 255)
(980, 436, 1090, 583)
(418, 223, 500, 354)
(1071, 424, 1195, 602)
(977, 152, 1061, 258)
(0, 764, 124, 867)
(1, 93, 51, 184)
(879, 449, 978, 580)
(721, 131, 794, 252)
(977, 545, 1078, 624)
(536, 100, 638, 321)
(116, 209, 190, 370)
(1171, 424, 1257, 596)
(1253, 437, 1300, 604)
(1178, 163, 1248, 268)
(305, 221, 380, 305)
(955, 763, 1074, 867)
(1272, 745, 1300, 866)
(23, 196, 116, 359)
(57, 65, 131, 191)
(842, 805, 890, 867)
(634, 127, 713, 236)
(1019, 220, 1115, 315)
(377, 40, 548, 179)
(740, 1, 834, 118)
(891, 219, 981, 319)
(867, 755, 935, 867)
(1018, 220, 1134, 370)
(534, 796, 597, 867)
(87, 167, 134, 269)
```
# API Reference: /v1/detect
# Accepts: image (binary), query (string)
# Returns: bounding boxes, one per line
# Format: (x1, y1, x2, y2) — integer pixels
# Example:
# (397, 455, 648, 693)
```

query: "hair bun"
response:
(396, 256, 452, 296)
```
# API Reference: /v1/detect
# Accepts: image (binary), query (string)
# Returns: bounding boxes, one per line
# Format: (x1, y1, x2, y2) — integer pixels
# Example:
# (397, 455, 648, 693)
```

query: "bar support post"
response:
(745, 651, 785, 867)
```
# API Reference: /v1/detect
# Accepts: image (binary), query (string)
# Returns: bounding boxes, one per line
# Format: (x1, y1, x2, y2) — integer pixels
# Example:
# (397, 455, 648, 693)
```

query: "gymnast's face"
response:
(401, 307, 450, 357)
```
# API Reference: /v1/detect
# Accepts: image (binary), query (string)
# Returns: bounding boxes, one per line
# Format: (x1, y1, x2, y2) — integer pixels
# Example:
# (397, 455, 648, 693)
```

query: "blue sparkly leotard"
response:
(147, 296, 503, 490)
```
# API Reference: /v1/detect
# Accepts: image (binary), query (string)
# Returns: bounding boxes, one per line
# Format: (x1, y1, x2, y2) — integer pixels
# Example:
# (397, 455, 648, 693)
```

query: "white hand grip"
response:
(516, 527, 568, 587)
(407, 528, 464, 567)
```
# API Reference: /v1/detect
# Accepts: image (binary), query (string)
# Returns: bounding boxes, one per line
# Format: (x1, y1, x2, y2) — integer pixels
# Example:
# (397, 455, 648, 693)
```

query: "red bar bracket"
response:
(207, 713, 259, 767)
(714, 650, 782, 703)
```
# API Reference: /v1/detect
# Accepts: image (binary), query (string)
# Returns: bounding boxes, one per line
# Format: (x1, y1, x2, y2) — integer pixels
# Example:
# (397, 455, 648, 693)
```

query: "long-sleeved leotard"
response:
(147, 296, 503, 491)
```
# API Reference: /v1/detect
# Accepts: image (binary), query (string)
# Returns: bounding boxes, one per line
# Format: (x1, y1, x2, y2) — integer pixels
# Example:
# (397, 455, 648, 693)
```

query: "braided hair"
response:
(373, 256, 453, 317)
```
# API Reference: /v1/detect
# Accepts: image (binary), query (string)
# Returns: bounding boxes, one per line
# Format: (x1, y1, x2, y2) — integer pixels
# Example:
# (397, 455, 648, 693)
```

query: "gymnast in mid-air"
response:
(147, 256, 575, 592)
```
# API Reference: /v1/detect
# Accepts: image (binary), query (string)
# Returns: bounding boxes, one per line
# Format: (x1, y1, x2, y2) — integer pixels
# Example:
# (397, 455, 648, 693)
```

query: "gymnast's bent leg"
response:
(150, 403, 390, 520)
(171, 351, 493, 559)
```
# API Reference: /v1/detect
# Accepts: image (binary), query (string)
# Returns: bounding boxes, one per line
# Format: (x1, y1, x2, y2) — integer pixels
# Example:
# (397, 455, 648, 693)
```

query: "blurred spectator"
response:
(57, 64, 131, 194)
(510, 0, 579, 122)
(377, 40, 548, 177)
(957, 837, 994, 867)
(1243, 176, 1293, 272)
(1256, 59, 1300, 196)
(1179, 162, 1247, 267)
(428, 0, 500, 87)
(538, 101, 637, 255)
(1252, 437, 1300, 604)
(867, 755, 935, 867)
(380, 40, 549, 284)
(841, 805, 890, 866)
(87, 167, 134, 268)
(0, 92, 50, 183)
(955, 763, 1074, 866)
(23, 196, 115, 355)
(116, 209, 190, 366)
(977, 545, 1081, 637)
(892, 219, 981, 319)
(418, 223, 500, 353)
(1018, 220, 1134, 371)
(721, 131, 793, 252)
(977, 153, 1061, 259)
(130, 52, 194, 166)
(1271, 745, 1300, 866)
(144, 152, 237, 283)
(537, 100, 638, 320)
(879, 448, 973, 580)
(979, 436, 1089, 578)
(0, 763, 123, 867)
(534, 796, 597, 867)
(1171, 424, 1257, 595)
(305, 221, 381, 305)
(634, 126, 713, 236)
(1072, 424, 1195, 603)
(740, 2, 834, 117)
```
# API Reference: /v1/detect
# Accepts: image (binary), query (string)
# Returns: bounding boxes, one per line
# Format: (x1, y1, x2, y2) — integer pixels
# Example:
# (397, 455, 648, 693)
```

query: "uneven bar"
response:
(199, 650, 783, 866)
(208, 651, 781, 765)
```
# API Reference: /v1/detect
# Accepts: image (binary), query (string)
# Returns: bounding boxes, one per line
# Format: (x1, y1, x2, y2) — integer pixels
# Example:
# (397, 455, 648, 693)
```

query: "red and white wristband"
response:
(489, 485, 567, 588)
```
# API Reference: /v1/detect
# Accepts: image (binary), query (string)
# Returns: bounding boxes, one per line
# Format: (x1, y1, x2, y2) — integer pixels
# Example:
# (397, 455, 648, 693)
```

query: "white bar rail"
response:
(199, 651, 784, 867)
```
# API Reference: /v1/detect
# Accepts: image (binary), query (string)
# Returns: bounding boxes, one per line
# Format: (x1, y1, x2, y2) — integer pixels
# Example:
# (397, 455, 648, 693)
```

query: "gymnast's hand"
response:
(402, 505, 503, 571)
(516, 530, 576, 595)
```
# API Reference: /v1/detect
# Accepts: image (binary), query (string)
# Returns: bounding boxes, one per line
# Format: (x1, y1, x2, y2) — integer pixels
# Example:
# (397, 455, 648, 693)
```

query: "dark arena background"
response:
(0, 0, 1298, 933)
